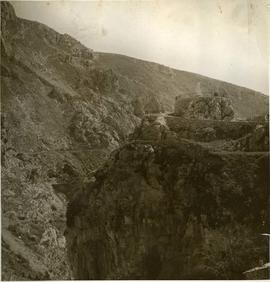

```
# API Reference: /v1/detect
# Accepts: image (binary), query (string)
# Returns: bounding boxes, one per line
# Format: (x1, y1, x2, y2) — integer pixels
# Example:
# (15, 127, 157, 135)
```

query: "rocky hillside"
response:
(66, 98, 269, 279)
(1, 1, 269, 280)
(96, 52, 269, 119)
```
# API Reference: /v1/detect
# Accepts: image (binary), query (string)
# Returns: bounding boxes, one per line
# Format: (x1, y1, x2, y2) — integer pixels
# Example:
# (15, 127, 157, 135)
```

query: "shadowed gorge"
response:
(1, 1, 269, 280)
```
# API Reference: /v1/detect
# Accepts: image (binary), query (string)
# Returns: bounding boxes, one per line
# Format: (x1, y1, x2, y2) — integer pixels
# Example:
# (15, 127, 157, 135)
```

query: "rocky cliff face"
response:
(1, 1, 269, 280)
(65, 103, 269, 279)
(1, 2, 138, 279)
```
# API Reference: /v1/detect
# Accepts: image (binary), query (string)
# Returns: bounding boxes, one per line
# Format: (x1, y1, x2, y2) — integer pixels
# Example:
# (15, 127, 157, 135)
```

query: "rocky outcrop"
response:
(65, 112, 269, 279)
(90, 68, 119, 93)
(57, 33, 94, 60)
(174, 95, 234, 121)
(132, 96, 164, 117)
(131, 114, 265, 145)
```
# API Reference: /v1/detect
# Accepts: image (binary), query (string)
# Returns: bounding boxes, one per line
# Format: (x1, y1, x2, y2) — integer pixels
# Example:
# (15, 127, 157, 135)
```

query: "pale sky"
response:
(12, 0, 269, 94)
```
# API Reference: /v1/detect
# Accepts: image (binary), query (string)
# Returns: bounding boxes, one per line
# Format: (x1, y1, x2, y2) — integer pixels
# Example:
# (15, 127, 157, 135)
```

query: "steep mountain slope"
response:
(66, 103, 269, 279)
(1, 2, 139, 279)
(96, 52, 269, 119)
(1, 1, 269, 280)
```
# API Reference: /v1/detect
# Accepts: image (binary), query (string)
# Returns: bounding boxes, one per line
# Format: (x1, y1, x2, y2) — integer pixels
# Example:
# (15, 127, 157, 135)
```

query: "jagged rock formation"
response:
(174, 95, 234, 121)
(1, 1, 269, 280)
(66, 110, 269, 279)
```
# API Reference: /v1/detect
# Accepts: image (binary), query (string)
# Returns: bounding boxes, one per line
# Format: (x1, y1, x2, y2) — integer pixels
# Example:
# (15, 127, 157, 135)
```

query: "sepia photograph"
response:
(1, 0, 269, 280)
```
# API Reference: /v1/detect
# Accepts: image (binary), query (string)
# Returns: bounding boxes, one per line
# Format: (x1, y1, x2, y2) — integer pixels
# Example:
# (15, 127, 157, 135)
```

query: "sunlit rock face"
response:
(66, 112, 269, 280)
(174, 95, 234, 121)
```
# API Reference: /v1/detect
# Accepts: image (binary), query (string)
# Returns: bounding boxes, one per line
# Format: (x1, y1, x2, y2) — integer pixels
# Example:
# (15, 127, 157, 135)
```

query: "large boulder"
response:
(174, 95, 234, 121)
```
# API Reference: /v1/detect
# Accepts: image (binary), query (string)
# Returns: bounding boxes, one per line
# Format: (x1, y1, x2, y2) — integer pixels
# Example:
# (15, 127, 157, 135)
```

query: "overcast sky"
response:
(12, 0, 269, 94)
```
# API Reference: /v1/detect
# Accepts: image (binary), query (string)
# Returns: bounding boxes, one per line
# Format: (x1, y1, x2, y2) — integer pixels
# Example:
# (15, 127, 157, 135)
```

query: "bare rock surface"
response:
(174, 95, 234, 120)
